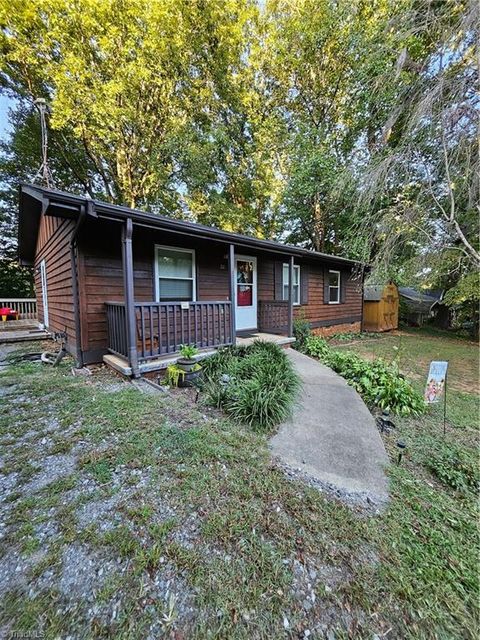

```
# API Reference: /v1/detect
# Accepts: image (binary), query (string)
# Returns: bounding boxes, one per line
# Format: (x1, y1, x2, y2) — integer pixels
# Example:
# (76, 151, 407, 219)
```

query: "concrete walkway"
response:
(271, 349, 389, 503)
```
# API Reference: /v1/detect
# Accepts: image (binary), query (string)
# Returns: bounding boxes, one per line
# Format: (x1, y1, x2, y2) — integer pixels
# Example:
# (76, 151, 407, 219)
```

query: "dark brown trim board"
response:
(309, 315, 362, 329)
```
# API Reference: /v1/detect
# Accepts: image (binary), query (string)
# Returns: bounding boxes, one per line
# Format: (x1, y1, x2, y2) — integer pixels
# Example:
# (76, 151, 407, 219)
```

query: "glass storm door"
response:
(235, 255, 257, 331)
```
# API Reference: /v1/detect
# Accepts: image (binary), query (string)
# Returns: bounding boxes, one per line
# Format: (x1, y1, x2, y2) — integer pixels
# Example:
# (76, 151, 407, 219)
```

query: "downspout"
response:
(70, 202, 88, 368)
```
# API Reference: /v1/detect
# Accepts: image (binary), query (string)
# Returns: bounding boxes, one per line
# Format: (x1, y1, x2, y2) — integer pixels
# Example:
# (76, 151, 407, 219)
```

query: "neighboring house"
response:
(398, 287, 445, 326)
(18, 184, 365, 376)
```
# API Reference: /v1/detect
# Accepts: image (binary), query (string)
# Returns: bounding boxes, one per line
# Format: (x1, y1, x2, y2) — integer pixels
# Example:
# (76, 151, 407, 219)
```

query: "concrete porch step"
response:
(236, 333, 295, 348)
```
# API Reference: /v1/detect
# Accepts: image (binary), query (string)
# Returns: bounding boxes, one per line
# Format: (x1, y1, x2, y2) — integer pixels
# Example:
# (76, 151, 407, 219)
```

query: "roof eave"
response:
(18, 184, 367, 269)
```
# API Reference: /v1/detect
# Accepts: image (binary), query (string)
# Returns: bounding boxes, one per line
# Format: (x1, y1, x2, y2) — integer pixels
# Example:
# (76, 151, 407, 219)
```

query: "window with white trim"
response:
(328, 270, 340, 304)
(155, 246, 195, 302)
(282, 264, 300, 305)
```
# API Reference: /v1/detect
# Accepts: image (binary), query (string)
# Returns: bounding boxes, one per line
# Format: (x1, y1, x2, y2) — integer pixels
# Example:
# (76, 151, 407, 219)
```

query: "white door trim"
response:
(235, 254, 257, 331)
(40, 259, 49, 328)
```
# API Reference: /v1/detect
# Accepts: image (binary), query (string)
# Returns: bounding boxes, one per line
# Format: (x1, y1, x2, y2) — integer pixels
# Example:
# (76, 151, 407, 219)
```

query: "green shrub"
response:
(293, 315, 311, 348)
(327, 331, 382, 342)
(421, 438, 479, 493)
(303, 335, 425, 416)
(303, 335, 329, 358)
(201, 341, 300, 431)
(179, 344, 199, 359)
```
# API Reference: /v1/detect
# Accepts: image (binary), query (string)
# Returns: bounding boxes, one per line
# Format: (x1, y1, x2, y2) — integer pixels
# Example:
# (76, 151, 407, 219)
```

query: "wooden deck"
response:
(0, 321, 49, 344)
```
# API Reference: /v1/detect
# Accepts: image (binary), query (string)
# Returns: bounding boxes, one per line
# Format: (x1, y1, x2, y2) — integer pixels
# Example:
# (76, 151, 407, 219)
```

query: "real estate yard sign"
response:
(424, 361, 448, 404)
(425, 361, 449, 435)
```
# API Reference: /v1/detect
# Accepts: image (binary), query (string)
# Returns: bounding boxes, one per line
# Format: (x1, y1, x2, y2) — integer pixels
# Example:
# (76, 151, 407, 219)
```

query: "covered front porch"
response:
(103, 220, 297, 377)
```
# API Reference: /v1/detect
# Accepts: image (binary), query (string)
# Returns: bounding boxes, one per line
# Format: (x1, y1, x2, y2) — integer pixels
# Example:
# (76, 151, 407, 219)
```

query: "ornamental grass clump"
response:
(303, 336, 425, 416)
(201, 341, 300, 431)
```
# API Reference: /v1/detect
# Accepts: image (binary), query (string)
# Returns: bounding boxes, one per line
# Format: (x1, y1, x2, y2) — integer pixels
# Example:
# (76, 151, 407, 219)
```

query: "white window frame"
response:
(154, 245, 196, 302)
(328, 269, 341, 304)
(282, 263, 301, 306)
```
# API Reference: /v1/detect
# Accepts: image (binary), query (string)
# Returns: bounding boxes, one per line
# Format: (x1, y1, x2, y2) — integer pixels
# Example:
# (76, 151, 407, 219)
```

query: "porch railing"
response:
(258, 300, 288, 334)
(0, 298, 37, 320)
(105, 302, 128, 358)
(106, 301, 233, 363)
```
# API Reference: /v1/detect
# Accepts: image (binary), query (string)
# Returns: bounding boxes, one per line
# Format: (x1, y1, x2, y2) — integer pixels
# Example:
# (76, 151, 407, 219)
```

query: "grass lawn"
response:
(334, 327, 478, 396)
(0, 333, 478, 639)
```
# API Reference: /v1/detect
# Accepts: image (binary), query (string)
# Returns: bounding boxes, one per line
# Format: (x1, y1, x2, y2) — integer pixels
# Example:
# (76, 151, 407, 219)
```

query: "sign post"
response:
(424, 361, 449, 434)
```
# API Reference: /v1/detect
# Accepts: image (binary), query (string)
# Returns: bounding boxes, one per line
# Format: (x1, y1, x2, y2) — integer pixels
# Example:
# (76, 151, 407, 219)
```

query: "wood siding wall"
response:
(298, 263, 363, 328)
(258, 258, 363, 329)
(78, 220, 230, 361)
(34, 214, 77, 354)
(75, 218, 362, 362)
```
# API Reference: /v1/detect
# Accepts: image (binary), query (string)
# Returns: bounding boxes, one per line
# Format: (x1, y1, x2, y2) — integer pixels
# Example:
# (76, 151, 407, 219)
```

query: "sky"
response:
(0, 94, 14, 140)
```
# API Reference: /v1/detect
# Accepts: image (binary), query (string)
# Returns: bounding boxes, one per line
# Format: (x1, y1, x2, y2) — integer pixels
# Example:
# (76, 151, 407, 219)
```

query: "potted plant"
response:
(176, 344, 202, 387)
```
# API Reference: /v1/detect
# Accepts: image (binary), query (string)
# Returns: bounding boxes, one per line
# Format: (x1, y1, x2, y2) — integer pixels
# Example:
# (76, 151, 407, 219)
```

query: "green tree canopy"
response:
(0, 0, 477, 322)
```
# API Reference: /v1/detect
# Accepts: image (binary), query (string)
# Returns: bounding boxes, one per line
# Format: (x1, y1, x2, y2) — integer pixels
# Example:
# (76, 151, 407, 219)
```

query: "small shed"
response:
(363, 282, 399, 332)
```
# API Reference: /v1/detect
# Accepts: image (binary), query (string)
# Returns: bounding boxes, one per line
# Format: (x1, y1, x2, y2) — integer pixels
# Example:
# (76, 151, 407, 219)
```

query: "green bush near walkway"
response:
(201, 341, 300, 431)
(302, 335, 425, 416)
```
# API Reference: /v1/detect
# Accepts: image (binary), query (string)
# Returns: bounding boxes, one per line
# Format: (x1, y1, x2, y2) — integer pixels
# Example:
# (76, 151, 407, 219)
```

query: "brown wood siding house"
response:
(18, 185, 365, 376)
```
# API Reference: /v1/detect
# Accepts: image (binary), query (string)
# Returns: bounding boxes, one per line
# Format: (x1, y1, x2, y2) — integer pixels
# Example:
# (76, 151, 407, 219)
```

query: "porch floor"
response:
(104, 348, 218, 377)
(103, 332, 295, 376)
(235, 332, 295, 348)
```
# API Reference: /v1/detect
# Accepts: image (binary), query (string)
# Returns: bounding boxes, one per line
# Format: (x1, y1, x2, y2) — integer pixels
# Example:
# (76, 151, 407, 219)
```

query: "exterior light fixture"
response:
(376, 410, 396, 434)
(396, 440, 406, 465)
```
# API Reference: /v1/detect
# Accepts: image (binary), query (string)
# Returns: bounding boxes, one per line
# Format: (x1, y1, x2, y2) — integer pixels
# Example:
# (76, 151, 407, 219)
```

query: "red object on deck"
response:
(0, 307, 19, 320)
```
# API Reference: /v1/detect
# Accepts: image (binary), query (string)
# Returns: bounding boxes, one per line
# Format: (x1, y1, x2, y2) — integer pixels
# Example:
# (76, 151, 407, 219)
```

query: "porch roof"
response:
(18, 183, 364, 268)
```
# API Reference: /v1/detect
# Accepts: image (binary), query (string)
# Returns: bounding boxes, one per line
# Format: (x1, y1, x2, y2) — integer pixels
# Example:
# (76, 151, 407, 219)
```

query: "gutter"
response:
(20, 183, 363, 268)
(69, 201, 89, 367)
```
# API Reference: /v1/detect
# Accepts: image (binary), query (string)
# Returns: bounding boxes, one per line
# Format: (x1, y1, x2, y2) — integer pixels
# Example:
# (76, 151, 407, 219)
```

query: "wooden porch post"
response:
(122, 218, 140, 377)
(229, 244, 236, 345)
(288, 255, 294, 337)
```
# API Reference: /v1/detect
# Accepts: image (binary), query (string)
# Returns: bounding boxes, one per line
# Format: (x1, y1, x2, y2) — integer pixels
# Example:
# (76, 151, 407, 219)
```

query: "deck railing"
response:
(258, 300, 288, 334)
(105, 302, 128, 358)
(0, 298, 37, 320)
(106, 301, 233, 362)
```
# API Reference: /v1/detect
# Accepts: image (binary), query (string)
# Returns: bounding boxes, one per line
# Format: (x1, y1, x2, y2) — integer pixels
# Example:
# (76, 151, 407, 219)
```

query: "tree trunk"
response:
(312, 193, 325, 252)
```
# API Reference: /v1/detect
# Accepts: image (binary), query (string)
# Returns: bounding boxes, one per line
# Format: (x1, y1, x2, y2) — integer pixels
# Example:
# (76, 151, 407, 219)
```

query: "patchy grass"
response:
(337, 327, 479, 395)
(338, 328, 479, 635)
(0, 339, 478, 639)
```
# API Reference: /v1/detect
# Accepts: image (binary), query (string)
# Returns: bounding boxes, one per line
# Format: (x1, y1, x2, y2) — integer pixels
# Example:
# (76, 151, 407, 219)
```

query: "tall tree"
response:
(0, 0, 477, 326)
(355, 0, 479, 321)
(0, 0, 257, 213)
(258, 0, 393, 255)
(0, 102, 97, 295)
